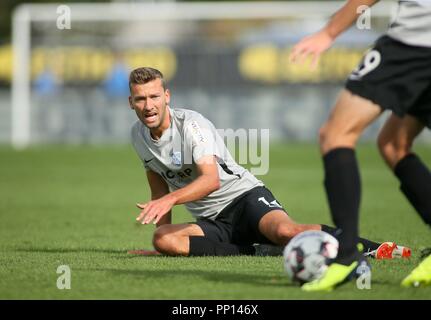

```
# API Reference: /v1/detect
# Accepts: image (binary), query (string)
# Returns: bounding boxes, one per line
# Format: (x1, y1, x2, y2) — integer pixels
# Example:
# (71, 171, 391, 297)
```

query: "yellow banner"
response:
(0, 45, 177, 83)
(239, 44, 367, 83)
(0, 43, 368, 84)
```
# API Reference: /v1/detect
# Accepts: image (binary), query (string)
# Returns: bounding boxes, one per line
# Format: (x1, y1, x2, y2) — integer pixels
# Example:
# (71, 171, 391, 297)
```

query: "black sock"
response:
(394, 153, 431, 227)
(323, 148, 361, 264)
(321, 224, 380, 252)
(188, 236, 255, 256)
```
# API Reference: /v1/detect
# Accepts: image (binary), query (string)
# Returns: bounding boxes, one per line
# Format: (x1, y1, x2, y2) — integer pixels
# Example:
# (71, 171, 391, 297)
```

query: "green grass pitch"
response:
(0, 143, 430, 299)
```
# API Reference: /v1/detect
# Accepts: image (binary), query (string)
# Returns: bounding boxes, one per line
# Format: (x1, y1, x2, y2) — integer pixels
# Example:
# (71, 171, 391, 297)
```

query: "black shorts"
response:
(193, 186, 287, 245)
(345, 35, 431, 128)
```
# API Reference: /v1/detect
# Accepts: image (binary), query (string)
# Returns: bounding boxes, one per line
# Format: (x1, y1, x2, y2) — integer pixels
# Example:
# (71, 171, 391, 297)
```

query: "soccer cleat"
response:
(420, 247, 431, 259)
(401, 254, 431, 288)
(364, 242, 411, 259)
(301, 261, 359, 292)
(253, 243, 284, 256)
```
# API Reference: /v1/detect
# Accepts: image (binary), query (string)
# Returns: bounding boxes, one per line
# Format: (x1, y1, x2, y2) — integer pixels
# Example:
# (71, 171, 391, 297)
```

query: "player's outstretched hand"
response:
(136, 195, 176, 225)
(289, 29, 335, 69)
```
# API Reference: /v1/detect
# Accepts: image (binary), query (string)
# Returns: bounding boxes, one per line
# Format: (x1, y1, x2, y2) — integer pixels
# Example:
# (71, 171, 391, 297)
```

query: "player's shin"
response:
(323, 148, 361, 264)
(395, 153, 431, 227)
(321, 224, 380, 253)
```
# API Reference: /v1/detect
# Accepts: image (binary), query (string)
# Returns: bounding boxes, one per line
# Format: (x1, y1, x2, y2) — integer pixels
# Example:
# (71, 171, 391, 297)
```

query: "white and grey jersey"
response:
(131, 107, 264, 220)
(387, 0, 431, 48)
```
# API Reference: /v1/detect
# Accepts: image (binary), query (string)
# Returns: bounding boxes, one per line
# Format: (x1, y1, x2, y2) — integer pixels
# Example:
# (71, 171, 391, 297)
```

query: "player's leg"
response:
(304, 35, 431, 291)
(319, 90, 382, 153)
(377, 103, 431, 287)
(239, 186, 388, 255)
(301, 91, 382, 292)
(319, 89, 382, 264)
(236, 186, 321, 246)
(257, 210, 320, 245)
(153, 220, 257, 256)
(153, 214, 345, 257)
(187, 218, 257, 256)
(256, 209, 393, 256)
(377, 114, 431, 226)
(151, 223, 205, 256)
(377, 114, 424, 168)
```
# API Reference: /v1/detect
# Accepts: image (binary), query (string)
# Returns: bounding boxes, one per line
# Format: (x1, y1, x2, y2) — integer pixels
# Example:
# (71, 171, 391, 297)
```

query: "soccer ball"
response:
(283, 230, 339, 284)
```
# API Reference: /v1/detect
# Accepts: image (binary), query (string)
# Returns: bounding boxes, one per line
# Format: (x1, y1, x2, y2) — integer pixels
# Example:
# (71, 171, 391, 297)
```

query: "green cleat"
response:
(301, 261, 359, 292)
(401, 254, 431, 288)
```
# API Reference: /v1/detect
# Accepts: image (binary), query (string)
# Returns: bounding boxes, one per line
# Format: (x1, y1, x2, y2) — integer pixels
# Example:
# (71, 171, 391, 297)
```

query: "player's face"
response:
(129, 79, 170, 130)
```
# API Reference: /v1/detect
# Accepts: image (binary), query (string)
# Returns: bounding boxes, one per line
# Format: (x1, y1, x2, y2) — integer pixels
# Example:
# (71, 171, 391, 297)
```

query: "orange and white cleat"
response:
(364, 242, 411, 259)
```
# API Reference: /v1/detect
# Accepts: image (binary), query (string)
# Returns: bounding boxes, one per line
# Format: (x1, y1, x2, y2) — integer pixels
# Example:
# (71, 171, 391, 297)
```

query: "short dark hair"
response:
(129, 67, 166, 92)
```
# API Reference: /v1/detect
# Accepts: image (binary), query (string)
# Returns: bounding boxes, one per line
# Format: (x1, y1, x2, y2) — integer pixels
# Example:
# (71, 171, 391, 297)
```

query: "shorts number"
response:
(258, 197, 282, 208)
(349, 49, 381, 80)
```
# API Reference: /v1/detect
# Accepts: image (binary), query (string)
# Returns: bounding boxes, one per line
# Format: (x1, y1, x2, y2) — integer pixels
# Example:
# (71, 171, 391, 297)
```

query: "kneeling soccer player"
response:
(127, 67, 410, 260)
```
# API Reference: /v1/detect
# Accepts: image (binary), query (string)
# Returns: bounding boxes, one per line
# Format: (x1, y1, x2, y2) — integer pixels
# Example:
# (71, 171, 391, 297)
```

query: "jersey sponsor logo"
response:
(258, 196, 282, 208)
(161, 168, 193, 181)
(349, 49, 381, 80)
(144, 158, 154, 164)
(190, 120, 206, 144)
(171, 151, 182, 166)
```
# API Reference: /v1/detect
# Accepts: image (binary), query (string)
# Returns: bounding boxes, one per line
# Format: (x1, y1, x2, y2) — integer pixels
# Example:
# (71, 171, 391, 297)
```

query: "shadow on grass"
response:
(74, 267, 295, 288)
(101, 268, 393, 287)
(14, 247, 395, 287)
(15, 247, 129, 254)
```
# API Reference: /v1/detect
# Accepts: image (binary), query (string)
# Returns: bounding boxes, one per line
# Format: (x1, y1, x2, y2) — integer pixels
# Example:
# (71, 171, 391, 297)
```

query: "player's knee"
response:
(318, 124, 347, 154)
(152, 227, 168, 253)
(377, 135, 394, 161)
(152, 226, 178, 255)
(274, 223, 304, 245)
(319, 125, 339, 154)
(319, 123, 359, 154)
(377, 135, 411, 167)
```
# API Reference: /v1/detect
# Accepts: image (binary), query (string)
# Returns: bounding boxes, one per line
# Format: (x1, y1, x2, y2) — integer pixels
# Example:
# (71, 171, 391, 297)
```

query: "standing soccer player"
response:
(290, 0, 431, 290)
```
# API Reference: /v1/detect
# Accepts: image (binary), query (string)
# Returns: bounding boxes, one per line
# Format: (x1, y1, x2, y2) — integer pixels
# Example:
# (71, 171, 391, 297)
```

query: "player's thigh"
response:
(258, 210, 320, 244)
(235, 186, 288, 244)
(320, 89, 383, 153)
(378, 113, 425, 167)
(258, 210, 299, 242)
(155, 223, 205, 238)
(193, 218, 232, 243)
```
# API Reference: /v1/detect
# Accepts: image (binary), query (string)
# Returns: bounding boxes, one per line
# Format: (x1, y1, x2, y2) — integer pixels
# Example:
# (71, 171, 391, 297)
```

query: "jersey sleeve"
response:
(184, 117, 219, 162)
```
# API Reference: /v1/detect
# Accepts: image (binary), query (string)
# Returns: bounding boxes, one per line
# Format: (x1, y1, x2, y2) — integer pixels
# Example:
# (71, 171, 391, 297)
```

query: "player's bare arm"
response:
(136, 155, 220, 225)
(290, 0, 379, 68)
(136, 169, 172, 227)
